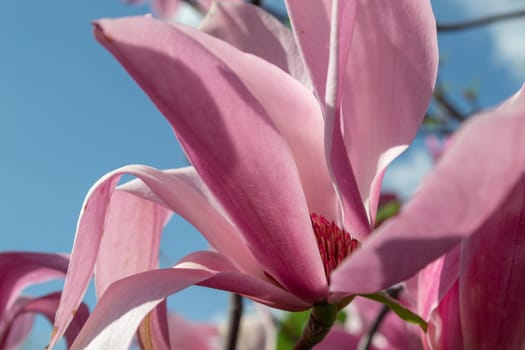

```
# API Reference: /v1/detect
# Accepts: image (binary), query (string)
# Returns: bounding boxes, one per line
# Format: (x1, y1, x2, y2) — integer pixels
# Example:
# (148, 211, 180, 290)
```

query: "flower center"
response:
(311, 213, 360, 282)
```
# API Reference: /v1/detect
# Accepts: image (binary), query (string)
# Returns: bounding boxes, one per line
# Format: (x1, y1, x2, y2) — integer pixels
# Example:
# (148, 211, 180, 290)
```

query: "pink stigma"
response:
(311, 213, 360, 282)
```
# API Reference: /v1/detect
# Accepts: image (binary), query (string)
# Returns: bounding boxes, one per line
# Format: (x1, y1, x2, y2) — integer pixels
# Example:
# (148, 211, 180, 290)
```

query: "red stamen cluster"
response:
(311, 213, 360, 282)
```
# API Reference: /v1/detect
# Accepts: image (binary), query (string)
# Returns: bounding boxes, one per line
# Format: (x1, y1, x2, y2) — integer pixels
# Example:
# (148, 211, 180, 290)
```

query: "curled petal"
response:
(50, 164, 262, 348)
(117, 166, 262, 276)
(0, 252, 68, 317)
(70, 251, 308, 350)
(2, 293, 88, 349)
(94, 190, 171, 297)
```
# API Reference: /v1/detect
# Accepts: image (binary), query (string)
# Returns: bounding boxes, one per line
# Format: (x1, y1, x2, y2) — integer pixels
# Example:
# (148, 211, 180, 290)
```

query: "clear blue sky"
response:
(1, 0, 524, 348)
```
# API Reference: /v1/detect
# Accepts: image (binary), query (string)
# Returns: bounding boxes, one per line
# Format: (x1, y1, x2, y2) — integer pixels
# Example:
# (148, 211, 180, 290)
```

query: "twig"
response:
(437, 8, 525, 32)
(357, 305, 390, 350)
(180, 0, 206, 15)
(224, 294, 243, 350)
(434, 89, 467, 122)
(357, 287, 402, 350)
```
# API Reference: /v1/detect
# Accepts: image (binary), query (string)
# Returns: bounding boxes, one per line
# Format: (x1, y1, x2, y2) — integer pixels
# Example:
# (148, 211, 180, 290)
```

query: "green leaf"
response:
(374, 201, 401, 227)
(275, 309, 348, 349)
(360, 292, 428, 332)
(336, 310, 347, 325)
(276, 310, 310, 350)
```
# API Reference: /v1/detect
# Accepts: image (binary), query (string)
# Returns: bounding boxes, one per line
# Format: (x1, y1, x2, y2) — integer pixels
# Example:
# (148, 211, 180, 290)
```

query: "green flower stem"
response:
(293, 303, 338, 350)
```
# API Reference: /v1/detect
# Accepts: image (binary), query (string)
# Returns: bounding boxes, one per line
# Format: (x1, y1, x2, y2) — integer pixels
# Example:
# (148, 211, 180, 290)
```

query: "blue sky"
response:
(1, 0, 524, 348)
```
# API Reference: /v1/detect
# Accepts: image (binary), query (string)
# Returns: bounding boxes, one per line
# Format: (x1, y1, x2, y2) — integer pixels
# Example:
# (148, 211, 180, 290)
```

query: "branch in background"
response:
(224, 294, 243, 350)
(180, 0, 288, 23)
(434, 88, 467, 122)
(249, 0, 289, 23)
(357, 305, 389, 350)
(180, 0, 206, 15)
(437, 8, 525, 32)
(357, 287, 402, 350)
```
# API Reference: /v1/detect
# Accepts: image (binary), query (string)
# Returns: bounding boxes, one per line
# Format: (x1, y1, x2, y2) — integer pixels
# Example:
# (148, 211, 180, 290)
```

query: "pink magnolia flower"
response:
(0, 252, 88, 349)
(48, 2, 525, 349)
(413, 90, 525, 350)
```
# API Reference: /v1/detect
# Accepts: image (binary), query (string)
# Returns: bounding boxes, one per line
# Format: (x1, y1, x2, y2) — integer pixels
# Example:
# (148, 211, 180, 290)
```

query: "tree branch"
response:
(357, 287, 402, 350)
(224, 294, 243, 350)
(437, 8, 525, 32)
(434, 89, 467, 122)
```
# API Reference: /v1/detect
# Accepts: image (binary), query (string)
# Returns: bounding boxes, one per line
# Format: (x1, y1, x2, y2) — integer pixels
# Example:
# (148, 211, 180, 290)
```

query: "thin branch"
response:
(180, 0, 206, 15)
(181, 0, 288, 23)
(224, 294, 243, 350)
(357, 287, 402, 350)
(357, 305, 390, 350)
(437, 8, 525, 32)
(434, 89, 467, 122)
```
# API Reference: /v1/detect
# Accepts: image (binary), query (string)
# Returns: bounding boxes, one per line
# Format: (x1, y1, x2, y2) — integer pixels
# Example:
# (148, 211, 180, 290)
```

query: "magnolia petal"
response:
(50, 164, 262, 348)
(459, 178, 525, 349)
(181, 251, 310, 311)
(184, 30, 338, 234)
(168, 314, 218, 350)
(70, 251, 308, 350)
(285, 0, 357, 107)
(329, 115, 371, 238)
(137, 300, 171, 350)
(95, 190, 172, 297)
(200, 2, 310, 85)
(426, 281, 464, 350)
(325, 0, 371, 238)
(2, 293, 88, 349)
(0, 252, 68, 317)
(341, 0, 438, 223)
(316, 325, 362, 350)
(69, 270, 214, 350)
(175, 20, 339, 230)
(117, 166, 262, 276)
(416, 246, 460, 321)
(330, 94, 525, 295)
(284, 0, 369, 237)
(1, 299, 34, 350)
(20, 293, 89, 348)
(284, 0, 330, 102)
(96, 190, 172, 349)
(94, 16, 327, 301)
(49, 173, 120, 349)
